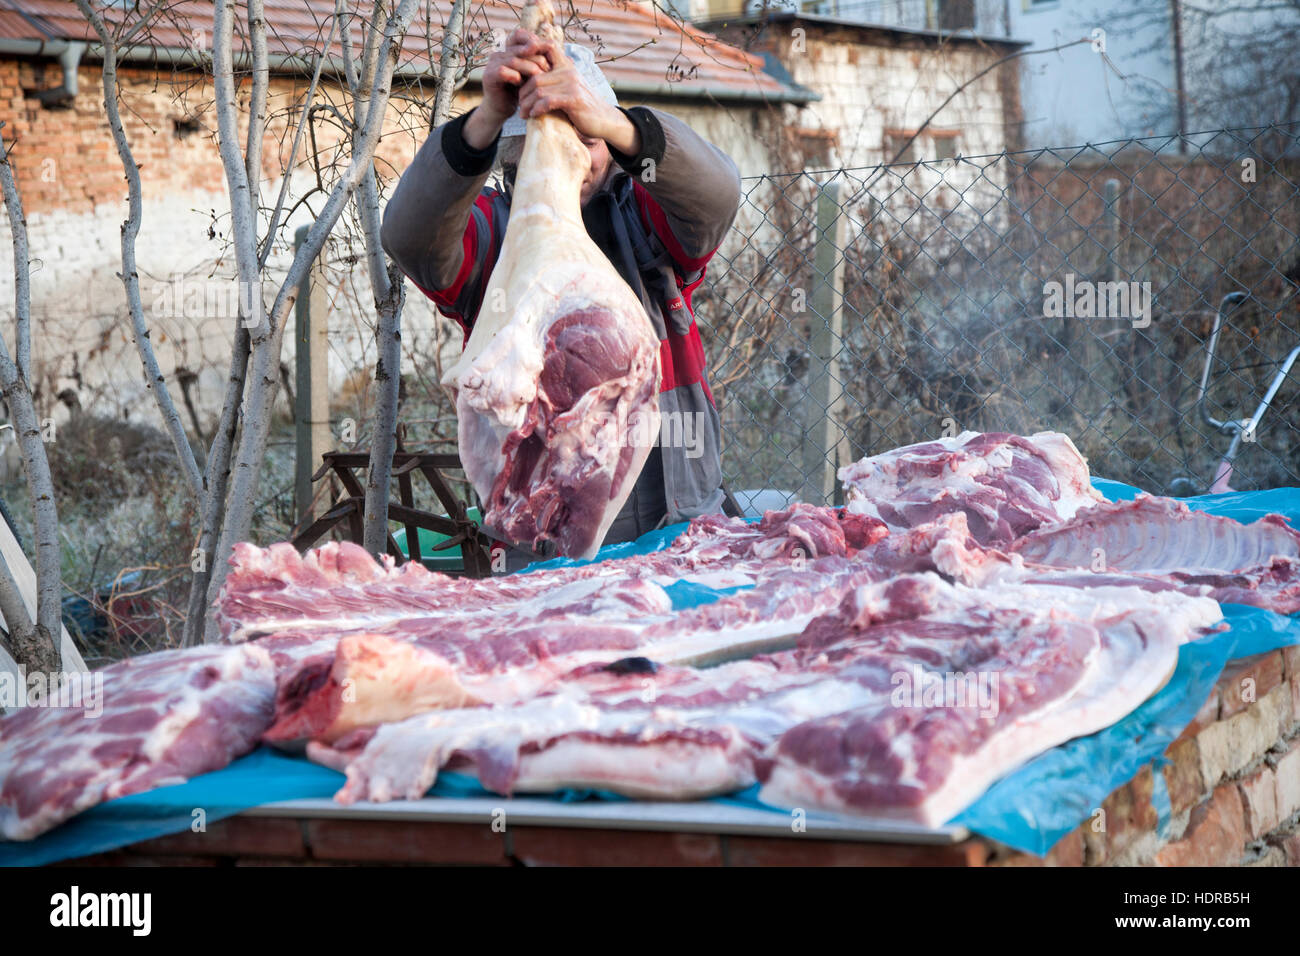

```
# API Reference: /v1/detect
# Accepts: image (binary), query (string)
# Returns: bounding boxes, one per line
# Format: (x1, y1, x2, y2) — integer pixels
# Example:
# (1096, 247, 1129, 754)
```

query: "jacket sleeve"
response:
(607, 106, 741, 271)
(380, 109, 499, 317)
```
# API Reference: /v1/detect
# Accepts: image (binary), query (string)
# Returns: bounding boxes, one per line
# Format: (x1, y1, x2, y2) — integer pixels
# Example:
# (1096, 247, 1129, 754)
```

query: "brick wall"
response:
(0, 57, 434, 426)
(712, 23, 1020, 171)
(992, 644, 1300, 867)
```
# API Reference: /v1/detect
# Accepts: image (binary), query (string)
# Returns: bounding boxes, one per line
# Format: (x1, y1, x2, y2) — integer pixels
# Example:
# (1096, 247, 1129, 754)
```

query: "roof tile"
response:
(0, 0, 796, 100)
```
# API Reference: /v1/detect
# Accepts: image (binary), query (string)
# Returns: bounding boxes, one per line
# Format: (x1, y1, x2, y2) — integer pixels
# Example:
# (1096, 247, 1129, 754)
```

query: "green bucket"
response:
(393, 507, 483, 573)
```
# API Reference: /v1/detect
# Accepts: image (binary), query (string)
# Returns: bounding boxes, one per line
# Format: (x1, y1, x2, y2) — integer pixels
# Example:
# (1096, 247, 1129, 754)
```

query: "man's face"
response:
(579, 135, 613, 207)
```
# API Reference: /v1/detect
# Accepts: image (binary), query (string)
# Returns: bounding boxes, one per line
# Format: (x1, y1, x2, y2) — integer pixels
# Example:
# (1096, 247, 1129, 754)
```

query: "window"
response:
(932, 132, 959, 162)
(794, 127, 837, 168)
(885, 130, 917, 164)
(937, 0, 975, 31)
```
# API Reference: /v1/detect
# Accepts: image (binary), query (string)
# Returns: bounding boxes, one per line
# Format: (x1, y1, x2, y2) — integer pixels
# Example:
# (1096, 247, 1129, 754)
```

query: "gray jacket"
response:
(381, 105, 741, 525)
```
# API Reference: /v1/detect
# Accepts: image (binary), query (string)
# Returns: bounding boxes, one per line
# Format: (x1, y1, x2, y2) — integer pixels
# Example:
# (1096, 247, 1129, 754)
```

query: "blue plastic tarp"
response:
(3, 480, 1298, 866)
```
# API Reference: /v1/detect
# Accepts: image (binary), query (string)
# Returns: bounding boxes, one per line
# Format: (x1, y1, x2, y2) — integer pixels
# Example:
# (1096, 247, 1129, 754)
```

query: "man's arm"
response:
(380, 110, 498, 295)
(381, 29, 548, 295)
(608, 107, 742, 267)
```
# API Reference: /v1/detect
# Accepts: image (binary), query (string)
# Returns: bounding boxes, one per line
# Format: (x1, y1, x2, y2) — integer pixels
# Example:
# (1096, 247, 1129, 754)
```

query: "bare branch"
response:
(0, 545, 36, 657)
(181, 326, 250, 646)
(1, 136, 30, 382)
(258, 10, 343, 269)
(212, 0, 262, 321)
(432, 0, 469, 128)
(246, 0, 269, 219)
(75, 0, 203, 500)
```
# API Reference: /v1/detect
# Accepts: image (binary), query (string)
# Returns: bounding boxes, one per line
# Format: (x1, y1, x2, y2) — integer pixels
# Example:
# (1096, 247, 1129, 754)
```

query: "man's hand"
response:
(463, 30, 549, 149)
(516, 40, 642, 155)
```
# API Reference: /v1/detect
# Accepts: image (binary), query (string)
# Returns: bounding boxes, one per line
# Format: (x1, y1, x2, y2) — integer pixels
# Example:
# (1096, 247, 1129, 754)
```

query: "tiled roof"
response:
(0, 0, 810, 102)
(699, 11, 1030, 50)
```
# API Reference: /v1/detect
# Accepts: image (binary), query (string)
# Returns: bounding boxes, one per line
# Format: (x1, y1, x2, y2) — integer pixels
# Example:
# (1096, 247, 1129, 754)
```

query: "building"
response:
(0, 0, 808, 425)
(1006, 0, 1179, 146)
(703, 8, 1027, 169)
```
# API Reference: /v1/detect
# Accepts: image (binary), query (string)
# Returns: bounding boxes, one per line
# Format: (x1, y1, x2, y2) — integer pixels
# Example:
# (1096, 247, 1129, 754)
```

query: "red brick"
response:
(1218, 652, 1284, 719)
(1154, 785, 1246, 867)
(1236, 765, 1279, 840)
(1162, 736, 1205, 815)
(1082, 823, 1107, 866)
(990, 828, 1083, 867)
(1275, 738, 1300, 821)
(1047, 828, 1085, 867)
(1279, 831, 1300, 867)
(304, 819, 508, 865)
(1289, 671, 1300, 733)
(724, 835, 988, 867)
(510, 827, 722, 866)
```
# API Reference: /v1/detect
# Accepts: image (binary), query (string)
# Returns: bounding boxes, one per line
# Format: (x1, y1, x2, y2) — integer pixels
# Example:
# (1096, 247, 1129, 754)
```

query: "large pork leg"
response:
(442, 0, 662, 559)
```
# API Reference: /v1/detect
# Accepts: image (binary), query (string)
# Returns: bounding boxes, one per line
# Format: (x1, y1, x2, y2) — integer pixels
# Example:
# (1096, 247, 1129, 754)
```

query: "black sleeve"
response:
(440, 108, 500, 177)
(607, 106, 667, 176)
(381, 108, 497, 294)
(607, 107, 741, 264)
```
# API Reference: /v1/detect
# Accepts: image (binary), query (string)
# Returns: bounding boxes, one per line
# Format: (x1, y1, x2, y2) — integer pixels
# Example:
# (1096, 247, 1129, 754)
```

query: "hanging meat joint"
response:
(442, 0, 662, 560)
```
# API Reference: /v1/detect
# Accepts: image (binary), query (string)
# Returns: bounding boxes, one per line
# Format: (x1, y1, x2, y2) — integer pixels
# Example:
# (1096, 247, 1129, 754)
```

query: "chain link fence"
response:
(695, 123, 1300, 505)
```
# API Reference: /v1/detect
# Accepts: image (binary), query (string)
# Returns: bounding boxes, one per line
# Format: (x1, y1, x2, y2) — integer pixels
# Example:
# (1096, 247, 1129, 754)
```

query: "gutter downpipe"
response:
(37, 40, 85, 106)
(0, 38, 86, 106)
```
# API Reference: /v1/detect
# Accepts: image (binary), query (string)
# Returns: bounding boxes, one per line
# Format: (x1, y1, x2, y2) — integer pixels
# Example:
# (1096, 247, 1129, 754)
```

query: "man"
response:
(381, 29, 740, 557)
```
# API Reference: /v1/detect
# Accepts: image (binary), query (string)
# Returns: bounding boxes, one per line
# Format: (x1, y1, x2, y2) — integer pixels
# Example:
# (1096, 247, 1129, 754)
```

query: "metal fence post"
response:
(293, 225, 332, 524)
(799, 180, 849, 505)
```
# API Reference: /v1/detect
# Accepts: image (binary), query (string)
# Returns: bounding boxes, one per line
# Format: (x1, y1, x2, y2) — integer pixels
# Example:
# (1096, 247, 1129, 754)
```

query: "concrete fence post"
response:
(799, 179, 849, 506)
(293, 224, 332, 524)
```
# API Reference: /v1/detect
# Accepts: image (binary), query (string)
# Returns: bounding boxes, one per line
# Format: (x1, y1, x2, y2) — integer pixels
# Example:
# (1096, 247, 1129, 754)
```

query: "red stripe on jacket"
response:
(659, 320, 715, 406)
(632, 182, 718, 274)
(411, 186, 718, 406)
(419, 194, 499, 344)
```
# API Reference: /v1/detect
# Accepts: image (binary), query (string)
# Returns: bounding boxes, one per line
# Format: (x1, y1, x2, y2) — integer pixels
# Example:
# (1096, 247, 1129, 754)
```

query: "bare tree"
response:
(0, 126, 62, 672)
(199, 0, 424, 639)
(350, 0, 407, 558)
(75, 0, 203, 500)
(70, 0, 423, 641)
